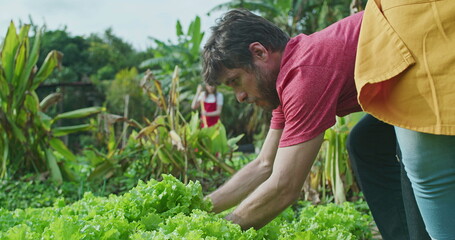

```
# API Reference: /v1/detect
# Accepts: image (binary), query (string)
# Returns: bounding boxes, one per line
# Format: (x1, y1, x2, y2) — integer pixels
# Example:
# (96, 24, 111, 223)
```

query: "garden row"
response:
(0, 175, 373, 240)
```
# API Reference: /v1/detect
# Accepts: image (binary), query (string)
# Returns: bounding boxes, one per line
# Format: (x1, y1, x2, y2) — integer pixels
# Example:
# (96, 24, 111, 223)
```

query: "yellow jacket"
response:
(355, 0, 455, 135)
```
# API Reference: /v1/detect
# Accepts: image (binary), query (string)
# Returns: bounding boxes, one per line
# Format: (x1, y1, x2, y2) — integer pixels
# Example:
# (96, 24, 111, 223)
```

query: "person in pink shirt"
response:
(201, 9, 430, 239)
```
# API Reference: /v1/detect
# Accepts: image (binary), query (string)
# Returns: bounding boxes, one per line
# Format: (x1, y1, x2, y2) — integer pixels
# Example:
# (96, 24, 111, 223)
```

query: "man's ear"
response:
(248, 42, 268, 61)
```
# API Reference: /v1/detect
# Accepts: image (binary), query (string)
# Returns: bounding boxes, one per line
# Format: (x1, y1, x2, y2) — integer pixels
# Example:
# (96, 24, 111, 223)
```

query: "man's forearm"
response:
(226, 133, 324, 230)
(208, 158, 272, 213)
(208, 129, 282, 213)
(225, 174, 301, 230)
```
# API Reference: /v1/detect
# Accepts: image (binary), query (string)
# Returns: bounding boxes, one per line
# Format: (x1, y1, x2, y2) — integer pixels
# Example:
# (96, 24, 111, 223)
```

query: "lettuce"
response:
(0, 176, 372, 240)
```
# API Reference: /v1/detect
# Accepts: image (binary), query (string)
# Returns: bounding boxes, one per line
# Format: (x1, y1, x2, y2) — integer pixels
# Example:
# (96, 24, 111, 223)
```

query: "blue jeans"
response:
(395, 127, 455, 240)
(347, 115, 430, 240)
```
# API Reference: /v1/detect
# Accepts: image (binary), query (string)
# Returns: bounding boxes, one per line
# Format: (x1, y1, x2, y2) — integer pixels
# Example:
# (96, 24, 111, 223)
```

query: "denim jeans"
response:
(347, 114, 430, 240)
(395, 127, 455, 240)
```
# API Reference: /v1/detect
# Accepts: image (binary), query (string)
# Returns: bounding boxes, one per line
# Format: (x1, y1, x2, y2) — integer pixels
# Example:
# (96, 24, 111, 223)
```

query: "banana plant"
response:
(0, 22, 103, 182)
(137, 67, 240, 181)
(87, 67, 187, 182)
(86, 113, 142, 181)
(307, 114, 363, 204)
(87, 66, 243, 183)
(139, 16, 207, 123)
(322, 117, 352, 204)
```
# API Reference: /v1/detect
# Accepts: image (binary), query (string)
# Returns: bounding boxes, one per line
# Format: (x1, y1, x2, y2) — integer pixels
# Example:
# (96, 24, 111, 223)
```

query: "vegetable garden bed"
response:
(0, 175, 373, 240)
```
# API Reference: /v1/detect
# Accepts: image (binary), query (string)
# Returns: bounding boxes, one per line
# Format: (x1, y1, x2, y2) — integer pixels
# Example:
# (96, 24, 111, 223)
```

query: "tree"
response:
(210, 0, 366, 37)
(139, 16, 205, 118)
(87, 28, 144, 81)
(38, 28, 91, 83)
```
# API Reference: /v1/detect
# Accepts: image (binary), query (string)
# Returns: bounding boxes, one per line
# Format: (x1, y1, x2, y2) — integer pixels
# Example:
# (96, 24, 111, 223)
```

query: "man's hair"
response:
(202, 9, 290, 85)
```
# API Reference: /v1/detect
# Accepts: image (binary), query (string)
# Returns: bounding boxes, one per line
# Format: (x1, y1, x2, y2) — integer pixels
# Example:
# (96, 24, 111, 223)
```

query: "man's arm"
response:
(208, 128, 282, 213)
(225, 132, 325, 230)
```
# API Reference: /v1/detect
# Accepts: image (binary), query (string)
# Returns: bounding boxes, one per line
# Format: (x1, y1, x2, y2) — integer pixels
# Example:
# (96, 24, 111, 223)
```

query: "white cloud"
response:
(0, 0, 227, 50)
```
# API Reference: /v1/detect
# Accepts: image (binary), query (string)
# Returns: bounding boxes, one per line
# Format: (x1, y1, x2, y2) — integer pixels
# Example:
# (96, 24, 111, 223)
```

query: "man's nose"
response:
(235, 91, 248, 103)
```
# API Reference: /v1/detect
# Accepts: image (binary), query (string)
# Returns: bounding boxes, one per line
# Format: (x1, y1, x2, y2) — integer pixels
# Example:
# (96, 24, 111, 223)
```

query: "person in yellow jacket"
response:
(355, 0, 455, 239)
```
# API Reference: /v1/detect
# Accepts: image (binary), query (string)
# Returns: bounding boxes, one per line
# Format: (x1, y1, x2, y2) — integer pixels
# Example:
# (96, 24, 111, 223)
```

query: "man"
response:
(201, 8, 429, 239)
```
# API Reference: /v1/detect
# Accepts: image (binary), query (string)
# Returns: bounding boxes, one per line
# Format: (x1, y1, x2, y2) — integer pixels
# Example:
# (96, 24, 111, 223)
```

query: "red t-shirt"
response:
(270, 12, 364, 147)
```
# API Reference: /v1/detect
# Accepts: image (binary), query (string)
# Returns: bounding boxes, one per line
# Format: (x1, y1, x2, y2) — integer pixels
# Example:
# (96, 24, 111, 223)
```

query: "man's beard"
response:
(253, 65, 280, 111)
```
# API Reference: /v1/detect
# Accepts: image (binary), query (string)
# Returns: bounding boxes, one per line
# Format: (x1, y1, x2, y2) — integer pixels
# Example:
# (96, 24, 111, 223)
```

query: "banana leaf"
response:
(49, 138, 76, 162)
(0, 70, 9, 99)
(88, 161, 115, 181)
(31, 50, 63, 90)
(39, 92, 63, 112)
(24, 93, 40, 115)
(45, 149, 63, 183)
(52, 124, 93, 137)
(53, 106, 104, 121)
(1, 22, 19, 84)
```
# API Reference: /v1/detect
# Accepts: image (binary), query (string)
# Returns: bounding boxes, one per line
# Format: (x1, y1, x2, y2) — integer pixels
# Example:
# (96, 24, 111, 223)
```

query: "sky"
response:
(0, 0, 228, 50)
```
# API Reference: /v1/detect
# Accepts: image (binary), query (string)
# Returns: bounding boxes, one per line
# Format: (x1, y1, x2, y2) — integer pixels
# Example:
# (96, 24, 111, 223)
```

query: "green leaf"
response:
(156, 146, 171, 164)
(188, 112, 200, 134)
(276, 0, 293, 11)
(189, 16, 202, 56)
(88, 161, 115, 181)
(1, 22, 19, 83)
(17, 24, 30, 43)
(22, 26, 42, 90)
(4, 115, 26, 143)
(52, 123, 93, 137)
(207, 123, 229, 154)
(38, 111, 52, 131)
(107, 125, 116, 154)
(49, 138, 76, 162)
(140, 213, 163, 231)
(83, 149, 104, 166)
(1, 134, 9, 179)
(13, 40, 27, 89)
(227, 133, 244, 150)
(176, 20, 184, 36)
(39, 92, 63, 112)
(0, 71, 9, 100)
(53, 106, 104, 121)
(317, 0, 329, 30)
(24, 92, 40, 115)
(295, 231, 315, 240)
(45, 149, 63, 183)
(4, 224, 32, 240)
(31, 50, 62, 90)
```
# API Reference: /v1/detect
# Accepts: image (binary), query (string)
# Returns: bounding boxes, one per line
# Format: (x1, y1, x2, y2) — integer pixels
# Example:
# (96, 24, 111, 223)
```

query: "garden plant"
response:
(0, 175, 373, 240)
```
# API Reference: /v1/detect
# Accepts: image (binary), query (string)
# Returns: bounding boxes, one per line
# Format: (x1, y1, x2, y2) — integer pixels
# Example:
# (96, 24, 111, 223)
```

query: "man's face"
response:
(220, 64, 280, 111)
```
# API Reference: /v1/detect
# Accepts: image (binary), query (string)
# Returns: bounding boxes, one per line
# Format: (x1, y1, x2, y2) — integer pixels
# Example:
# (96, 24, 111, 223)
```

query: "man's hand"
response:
(225, 132, 325, 230)
(207, 129, 282, 213)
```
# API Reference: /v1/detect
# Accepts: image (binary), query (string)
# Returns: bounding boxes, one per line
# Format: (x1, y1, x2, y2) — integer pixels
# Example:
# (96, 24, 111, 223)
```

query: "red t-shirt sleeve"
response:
(271, 66, 338, 147)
